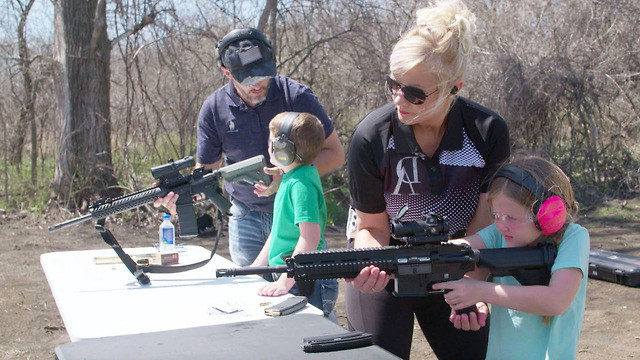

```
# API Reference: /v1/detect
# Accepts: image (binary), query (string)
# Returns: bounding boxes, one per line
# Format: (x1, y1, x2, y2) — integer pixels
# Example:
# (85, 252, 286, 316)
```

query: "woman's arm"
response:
(447, 233, 490, 330)
(353, 210, 391, 248)
(345, 210, 392, 293)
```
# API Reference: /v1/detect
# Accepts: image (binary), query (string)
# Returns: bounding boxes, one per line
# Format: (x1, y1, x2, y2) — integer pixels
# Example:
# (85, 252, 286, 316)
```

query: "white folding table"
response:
(41, 245, 321, 342)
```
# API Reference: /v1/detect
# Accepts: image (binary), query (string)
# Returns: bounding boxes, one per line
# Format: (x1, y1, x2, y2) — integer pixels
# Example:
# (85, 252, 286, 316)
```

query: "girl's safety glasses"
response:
(385, 75, 437, 105)
(490, 209, 534, 227)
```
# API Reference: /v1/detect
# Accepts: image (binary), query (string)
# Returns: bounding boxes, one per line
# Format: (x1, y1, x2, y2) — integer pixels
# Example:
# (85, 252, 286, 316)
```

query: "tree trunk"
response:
(19, 0, 38, 183)
(53, 0, 118, 208)
(9, 0, 36, 170)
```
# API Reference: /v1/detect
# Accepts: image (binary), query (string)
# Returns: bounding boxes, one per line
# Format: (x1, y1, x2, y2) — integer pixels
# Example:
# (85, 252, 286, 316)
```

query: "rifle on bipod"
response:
(48, 155, 271, 285)
(216, 212, 557, 301)
(49, 155, 270, 237)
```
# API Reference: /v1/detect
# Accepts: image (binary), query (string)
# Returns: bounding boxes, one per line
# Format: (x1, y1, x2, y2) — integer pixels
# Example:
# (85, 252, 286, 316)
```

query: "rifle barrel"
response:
(48, 214, 93, 232)
(216, 265, 287, 278)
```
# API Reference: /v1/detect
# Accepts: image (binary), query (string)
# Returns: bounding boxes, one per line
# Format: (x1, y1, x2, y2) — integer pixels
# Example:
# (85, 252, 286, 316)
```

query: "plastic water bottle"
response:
(159, 214, 175, 252)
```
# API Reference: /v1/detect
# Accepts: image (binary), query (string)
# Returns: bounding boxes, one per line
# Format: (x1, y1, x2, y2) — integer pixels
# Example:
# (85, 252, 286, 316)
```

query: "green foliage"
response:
(596, 205, 640, 222)
(0, 155, 57, 213)
(0, 138, 194, 213)
(323, 172, 350, 227)
(325, 191, 348, 227)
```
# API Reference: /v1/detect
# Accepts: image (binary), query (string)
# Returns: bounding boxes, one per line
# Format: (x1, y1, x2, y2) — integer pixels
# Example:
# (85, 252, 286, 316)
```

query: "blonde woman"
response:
(345, 1, 509, 358)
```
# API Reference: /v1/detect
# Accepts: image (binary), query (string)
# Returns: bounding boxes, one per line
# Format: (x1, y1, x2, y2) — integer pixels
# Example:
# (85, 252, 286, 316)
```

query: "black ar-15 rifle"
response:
(216, 212, 557, 298)
(48, 155, 272, 285)
(49, 155, 270, 238)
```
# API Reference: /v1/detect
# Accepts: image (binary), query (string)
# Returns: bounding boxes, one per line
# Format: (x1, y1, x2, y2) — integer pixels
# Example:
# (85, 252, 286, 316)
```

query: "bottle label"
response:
(161, 228, 174, 245)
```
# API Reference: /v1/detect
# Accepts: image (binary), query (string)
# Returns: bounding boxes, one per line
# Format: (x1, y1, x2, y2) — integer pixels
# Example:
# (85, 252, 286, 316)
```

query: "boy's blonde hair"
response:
(269, 112, 325, 165)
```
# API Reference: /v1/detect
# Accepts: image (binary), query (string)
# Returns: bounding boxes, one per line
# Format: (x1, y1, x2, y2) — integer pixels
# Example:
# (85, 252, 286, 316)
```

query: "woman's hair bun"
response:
(415, 0, 476, 56)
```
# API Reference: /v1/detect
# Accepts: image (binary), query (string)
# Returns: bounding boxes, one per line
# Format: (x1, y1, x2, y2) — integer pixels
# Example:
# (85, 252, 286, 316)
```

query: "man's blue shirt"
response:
(197, 75, 334, 211)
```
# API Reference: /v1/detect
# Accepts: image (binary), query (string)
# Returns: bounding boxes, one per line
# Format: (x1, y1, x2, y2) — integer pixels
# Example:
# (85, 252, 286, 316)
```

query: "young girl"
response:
(433, 155, 590, 359)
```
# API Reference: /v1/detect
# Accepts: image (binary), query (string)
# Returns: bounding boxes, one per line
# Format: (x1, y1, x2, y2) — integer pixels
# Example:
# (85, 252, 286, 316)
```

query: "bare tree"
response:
(0, 103, 8, 204)
(52, 0, 158, 207)
(258, 0, 277, 34)
(3, 0, 37, 181)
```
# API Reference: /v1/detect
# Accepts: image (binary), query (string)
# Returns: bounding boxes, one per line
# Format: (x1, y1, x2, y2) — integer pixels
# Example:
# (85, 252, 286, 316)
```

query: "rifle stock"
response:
(214, 155, 271, 186)
(48, 155, 270, 237)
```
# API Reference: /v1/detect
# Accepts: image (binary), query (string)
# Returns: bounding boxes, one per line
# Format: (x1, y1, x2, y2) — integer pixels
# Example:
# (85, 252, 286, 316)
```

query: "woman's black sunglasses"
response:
(385, 75, 437, 105)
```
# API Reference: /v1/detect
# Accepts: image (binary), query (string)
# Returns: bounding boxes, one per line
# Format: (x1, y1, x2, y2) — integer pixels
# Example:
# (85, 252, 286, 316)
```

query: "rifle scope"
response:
(150, 156, 195, 179)
(391, 214, 449, 243)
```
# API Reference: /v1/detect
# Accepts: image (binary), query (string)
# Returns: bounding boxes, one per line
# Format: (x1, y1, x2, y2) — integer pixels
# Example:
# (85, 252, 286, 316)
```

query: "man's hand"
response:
(152, 191, 179, 215)
(254, 166, 283, 197)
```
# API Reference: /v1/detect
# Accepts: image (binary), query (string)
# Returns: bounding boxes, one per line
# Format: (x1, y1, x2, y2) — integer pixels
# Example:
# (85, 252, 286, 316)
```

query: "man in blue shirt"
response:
(156, 28, 344, 266)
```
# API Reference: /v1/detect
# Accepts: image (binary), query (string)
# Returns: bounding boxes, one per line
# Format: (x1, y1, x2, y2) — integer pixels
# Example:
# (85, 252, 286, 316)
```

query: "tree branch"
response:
(283, 27, 354, 78)
(258, 0, 277, 32)
(109, 9, 163, 49)
(89, 0, 107, 54)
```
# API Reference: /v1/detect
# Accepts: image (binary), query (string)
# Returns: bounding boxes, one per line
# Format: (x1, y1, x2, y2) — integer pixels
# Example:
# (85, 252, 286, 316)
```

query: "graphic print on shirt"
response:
(384, 129, 485, 236)
(393, 156, 421, 195)
(228, 120, 237, 132)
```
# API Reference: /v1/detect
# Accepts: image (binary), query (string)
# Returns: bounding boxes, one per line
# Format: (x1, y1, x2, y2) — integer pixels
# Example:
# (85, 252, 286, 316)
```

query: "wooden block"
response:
(94, 252, 179, 265)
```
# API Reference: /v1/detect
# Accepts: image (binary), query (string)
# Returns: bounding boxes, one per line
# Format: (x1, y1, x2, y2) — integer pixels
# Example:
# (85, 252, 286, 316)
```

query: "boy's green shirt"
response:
(268, 164, 327, 266)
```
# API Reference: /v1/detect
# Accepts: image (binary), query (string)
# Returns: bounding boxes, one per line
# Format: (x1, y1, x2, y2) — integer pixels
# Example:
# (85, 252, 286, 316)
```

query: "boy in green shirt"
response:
(251, 111, 338, 320)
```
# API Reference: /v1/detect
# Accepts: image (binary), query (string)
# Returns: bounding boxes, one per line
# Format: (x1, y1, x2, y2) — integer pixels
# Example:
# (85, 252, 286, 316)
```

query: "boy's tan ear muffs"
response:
(272, 112, 300, 166)
(493, 165, 567, 235)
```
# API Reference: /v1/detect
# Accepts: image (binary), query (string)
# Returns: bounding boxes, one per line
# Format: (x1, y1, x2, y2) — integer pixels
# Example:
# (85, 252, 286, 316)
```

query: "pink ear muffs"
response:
(536, 195, 567, 235)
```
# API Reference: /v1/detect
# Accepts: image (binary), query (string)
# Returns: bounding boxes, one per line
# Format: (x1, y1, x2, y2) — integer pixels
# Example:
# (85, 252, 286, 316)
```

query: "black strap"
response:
(96, 222, 151, 285)
(95, 213, 226, 285)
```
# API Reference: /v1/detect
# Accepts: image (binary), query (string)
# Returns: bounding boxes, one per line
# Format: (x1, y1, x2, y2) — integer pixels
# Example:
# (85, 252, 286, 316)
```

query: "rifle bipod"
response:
(94, 214, 226, 285)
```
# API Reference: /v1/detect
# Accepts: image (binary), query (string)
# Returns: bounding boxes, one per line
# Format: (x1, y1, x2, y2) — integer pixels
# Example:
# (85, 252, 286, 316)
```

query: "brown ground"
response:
(1, 197, 639, 359)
